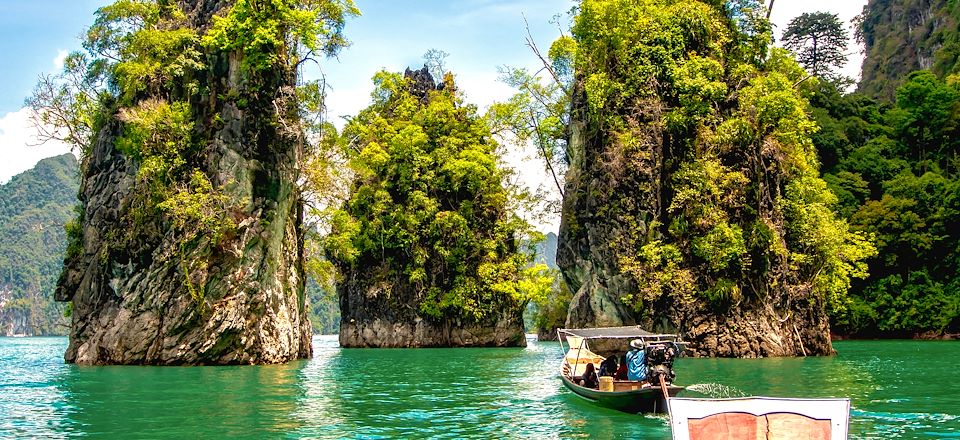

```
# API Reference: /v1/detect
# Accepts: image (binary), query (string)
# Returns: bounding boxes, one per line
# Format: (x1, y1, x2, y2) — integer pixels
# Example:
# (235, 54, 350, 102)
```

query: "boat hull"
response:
(560, 374, 684, 414)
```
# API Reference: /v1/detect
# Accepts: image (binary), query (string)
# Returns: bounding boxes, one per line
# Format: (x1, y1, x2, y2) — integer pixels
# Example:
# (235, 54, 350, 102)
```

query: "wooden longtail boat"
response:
(558, 326, 686, 414)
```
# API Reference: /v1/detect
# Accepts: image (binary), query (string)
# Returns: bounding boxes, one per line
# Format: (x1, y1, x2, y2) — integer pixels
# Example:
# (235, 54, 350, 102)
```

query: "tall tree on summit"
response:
(782, 12, 849, 81)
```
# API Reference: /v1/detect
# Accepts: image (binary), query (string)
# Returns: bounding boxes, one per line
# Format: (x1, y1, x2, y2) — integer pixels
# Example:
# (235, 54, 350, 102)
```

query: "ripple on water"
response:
(852, 409, 959, 439)
(0, 338, 73, 439)
(684, 382, 748, 398)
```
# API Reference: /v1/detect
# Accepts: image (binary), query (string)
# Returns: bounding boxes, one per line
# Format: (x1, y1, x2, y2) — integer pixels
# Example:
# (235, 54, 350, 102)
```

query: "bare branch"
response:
(793, 74, 815, 88)
(523, 14, 563, 87)
(528, 108, 565, 198)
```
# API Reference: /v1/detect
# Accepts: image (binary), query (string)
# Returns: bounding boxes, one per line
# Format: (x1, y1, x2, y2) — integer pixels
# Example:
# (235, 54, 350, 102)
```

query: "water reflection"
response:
(291, 335, 673, 439)
(56, 358, 307, 438)
(0, 337, 73, 439)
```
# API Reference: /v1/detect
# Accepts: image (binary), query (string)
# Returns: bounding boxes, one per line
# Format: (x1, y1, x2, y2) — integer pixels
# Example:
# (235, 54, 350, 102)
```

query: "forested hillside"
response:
(0, 154, 77, 336)
(781, 2, 960, 338)
(812, 73, 960, 338)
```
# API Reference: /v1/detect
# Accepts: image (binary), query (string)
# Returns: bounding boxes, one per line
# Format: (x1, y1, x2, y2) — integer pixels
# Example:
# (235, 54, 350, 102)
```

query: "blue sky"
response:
(318, 0, 574, 124)
(0, 1, 107, 114)
(0, 0, 869, 230)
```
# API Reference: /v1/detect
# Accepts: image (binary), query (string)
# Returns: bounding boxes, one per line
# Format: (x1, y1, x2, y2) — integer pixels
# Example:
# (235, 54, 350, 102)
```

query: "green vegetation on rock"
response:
(328, 68, 549, 325)
(857, 0, 960, 100)
(14, 0, 959, 352)
(575, 0, 872, 312)
(25, 0, 360, 364)
(494, 0, 876, 356)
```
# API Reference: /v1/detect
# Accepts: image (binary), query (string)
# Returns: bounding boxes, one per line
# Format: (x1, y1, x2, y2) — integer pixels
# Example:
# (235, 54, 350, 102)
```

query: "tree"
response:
(782, 12, 849, 81)
(891, 71, 960, 168)
(805, 62, 960, 337)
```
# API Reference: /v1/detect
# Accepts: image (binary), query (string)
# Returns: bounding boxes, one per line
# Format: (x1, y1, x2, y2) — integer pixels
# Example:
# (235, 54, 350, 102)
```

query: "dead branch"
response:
(528, 108, 565, 198)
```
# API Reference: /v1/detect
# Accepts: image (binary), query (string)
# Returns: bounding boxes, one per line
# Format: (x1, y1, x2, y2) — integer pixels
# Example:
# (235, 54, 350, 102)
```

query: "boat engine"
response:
(645, 342, 679, 385)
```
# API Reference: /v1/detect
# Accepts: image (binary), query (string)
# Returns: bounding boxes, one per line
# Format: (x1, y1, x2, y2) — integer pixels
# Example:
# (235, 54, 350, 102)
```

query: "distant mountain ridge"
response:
(0, 153, 78, 336)
(858, 0, 960, 100)
(534, 232, 558, 269)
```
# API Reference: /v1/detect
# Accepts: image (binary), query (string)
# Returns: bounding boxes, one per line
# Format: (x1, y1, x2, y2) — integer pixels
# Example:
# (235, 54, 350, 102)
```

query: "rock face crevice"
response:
(557, 89, 647, 331)
(54, 0, 311, 365)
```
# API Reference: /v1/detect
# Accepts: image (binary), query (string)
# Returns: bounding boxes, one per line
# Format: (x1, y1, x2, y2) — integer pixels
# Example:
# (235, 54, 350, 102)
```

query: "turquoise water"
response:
(0, 336, 957, 439)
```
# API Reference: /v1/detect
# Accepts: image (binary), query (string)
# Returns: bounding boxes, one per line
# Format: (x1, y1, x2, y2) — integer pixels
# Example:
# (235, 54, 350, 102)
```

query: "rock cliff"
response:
(858, 0, 960, 100)
(55, 0, 313, 364)
(338, 267, 526, 347)
(557, 91, 835, 358)
(557, 0, 871, 357)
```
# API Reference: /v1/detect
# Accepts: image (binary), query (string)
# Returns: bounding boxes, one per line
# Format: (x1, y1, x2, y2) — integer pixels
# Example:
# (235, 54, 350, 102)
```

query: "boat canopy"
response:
(558, 326, 681, 341)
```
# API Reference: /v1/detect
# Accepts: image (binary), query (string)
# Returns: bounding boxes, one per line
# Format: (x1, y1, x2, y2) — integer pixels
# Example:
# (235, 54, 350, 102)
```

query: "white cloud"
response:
(53, 50, 69, 70)
(0, 108, 73, 184)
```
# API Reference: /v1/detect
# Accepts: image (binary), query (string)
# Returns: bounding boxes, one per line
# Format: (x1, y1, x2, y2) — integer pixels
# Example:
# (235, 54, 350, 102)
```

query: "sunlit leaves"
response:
(203, 0, 359, 71)
(558, 0, 875, 315)
(328, 70, 544, 322)
(808, 66, 960, 335)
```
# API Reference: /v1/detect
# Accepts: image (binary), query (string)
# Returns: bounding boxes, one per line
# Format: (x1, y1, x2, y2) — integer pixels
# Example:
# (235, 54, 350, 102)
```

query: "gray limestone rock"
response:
(54, 0, 311, 365)
(337, 265, 526, 348)
(557, 77, 833, 358)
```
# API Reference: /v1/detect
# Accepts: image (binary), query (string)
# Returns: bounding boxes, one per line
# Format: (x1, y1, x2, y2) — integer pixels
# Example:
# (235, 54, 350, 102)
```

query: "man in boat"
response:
(625, 339, 647, 381)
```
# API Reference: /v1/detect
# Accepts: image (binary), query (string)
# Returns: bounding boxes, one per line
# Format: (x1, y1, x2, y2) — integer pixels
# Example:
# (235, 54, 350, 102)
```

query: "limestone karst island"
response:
(0, 0, 958, 438)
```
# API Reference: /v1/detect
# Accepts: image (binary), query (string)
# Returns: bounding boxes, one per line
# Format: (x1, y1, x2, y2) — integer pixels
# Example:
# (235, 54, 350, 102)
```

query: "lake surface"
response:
(1, 336, 957, 439)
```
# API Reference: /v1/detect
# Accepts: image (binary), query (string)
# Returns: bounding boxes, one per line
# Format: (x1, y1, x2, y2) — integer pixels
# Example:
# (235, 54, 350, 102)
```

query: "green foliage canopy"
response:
(812, 70, 960, 336)
(327, 70, 549, 321)
(563, 0, 874, 317)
